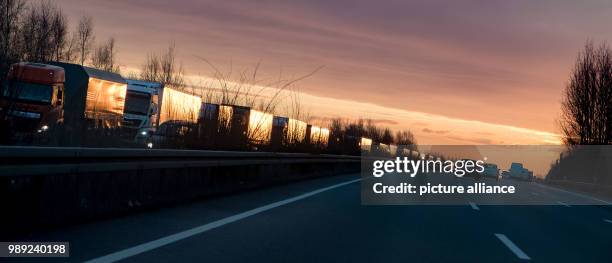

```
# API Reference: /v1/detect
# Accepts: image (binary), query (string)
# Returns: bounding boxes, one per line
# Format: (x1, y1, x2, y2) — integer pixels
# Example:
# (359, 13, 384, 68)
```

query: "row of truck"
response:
(0, 62, 388, 154)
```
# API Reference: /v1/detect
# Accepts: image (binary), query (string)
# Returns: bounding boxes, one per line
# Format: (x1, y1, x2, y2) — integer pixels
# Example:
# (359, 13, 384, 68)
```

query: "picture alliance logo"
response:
(371, 157, 486, 178)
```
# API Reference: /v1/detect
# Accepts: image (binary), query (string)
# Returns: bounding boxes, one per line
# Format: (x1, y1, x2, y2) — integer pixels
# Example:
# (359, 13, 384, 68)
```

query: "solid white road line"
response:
(494, 233, 531, 260)
(536, 183, 611, 205)
(604, 219, 612, 224)
(469, 202, 480, 211)
(85, 178, 362, 263)
(557, 201, 571, 207)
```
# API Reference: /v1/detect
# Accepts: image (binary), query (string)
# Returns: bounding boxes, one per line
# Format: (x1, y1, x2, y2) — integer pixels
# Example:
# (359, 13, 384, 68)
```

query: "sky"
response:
(52, 0, 612, 144)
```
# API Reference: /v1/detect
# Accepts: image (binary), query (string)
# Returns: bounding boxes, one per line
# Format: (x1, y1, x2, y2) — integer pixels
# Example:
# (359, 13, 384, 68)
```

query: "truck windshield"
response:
(2, 81, 53, 104)
(124, 90, 151, 115)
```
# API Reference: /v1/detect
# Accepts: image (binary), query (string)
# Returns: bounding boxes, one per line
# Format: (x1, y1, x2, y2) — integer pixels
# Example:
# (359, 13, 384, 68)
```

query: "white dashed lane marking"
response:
(494, 233, 531, 260)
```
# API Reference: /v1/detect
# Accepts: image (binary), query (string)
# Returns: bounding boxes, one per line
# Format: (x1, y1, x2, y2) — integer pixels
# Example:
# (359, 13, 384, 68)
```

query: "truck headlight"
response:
(37, 125, 49, 133)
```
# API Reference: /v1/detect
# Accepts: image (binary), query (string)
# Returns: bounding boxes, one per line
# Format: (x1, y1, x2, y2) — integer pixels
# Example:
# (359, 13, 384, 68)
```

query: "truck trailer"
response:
(287, 118, 307, 145)
(248, 109, 273, 146)
(158, 87, 201, 125)
(308, 125, 330, 147)
(196, 102, 221, 148)
(48, 62, 128, 145)
(215, 105, 274, 149)
(270, 116, 289, 150)
(137, 86, 202, 148)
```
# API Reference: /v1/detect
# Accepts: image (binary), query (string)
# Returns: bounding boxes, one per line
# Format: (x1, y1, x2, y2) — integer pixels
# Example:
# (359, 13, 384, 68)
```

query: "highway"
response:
(8, 173, 612, 263)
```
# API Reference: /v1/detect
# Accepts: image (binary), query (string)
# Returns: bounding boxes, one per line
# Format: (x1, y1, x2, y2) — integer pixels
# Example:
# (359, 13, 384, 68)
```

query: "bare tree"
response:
(365, 120, 382, 142)
(381, 128, 394, 145)
(19, 0, 69, 62)
(140, 43, 185, 87)
(396, 130, 417, 148)
(61, 31, 79, 63)
(76, 15, 94, 65)
(140, 52, 160, 81)
(560, 40, 612, 145)
(50, 8, 67, 61)
(124, 70, 140, 80)
(325, 117, 416, 154)
(345, 119, 366, 138)
(160, 43, 184, 87)
(1, 0, 68, 64)
(19, 0, 65, 62)
(0, 0, 25, 67)
(91, 37, 119, 72)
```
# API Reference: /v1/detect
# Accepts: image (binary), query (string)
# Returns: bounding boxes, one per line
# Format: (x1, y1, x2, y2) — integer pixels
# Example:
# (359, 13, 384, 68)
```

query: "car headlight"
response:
(141, 131, 148, 136)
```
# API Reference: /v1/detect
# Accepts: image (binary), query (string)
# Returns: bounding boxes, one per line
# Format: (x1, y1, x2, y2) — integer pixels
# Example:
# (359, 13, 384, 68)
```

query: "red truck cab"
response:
(0, 63, 65, 134)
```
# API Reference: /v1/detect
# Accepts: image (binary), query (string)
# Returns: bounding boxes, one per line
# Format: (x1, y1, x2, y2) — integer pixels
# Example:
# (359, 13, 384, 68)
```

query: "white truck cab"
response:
(123, 79, 163, 141)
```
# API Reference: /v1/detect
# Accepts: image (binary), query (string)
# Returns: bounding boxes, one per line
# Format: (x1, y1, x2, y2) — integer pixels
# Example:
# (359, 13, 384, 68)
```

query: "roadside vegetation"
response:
(548, 40, 612, 185)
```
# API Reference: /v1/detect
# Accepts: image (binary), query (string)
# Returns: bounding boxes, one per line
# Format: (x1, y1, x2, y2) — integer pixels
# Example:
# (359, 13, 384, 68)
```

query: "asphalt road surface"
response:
(8, 173, 612, 262)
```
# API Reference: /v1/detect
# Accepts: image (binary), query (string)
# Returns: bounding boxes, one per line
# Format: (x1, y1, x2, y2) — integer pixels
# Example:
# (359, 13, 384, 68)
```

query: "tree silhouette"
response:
(560, 41, 612, 145)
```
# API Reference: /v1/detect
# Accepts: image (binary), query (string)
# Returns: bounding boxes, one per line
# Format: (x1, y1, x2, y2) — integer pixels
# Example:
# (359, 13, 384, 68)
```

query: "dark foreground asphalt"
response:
(8, 173, 612, 263)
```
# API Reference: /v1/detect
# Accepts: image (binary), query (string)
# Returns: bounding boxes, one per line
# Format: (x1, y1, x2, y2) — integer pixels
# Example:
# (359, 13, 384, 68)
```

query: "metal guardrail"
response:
(544, 179, 612, 203)
(1, 146, 361, 235)
(545, 179, 612, 191)
(0, 146, 359, 158)
(0, 146, 360, 176)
